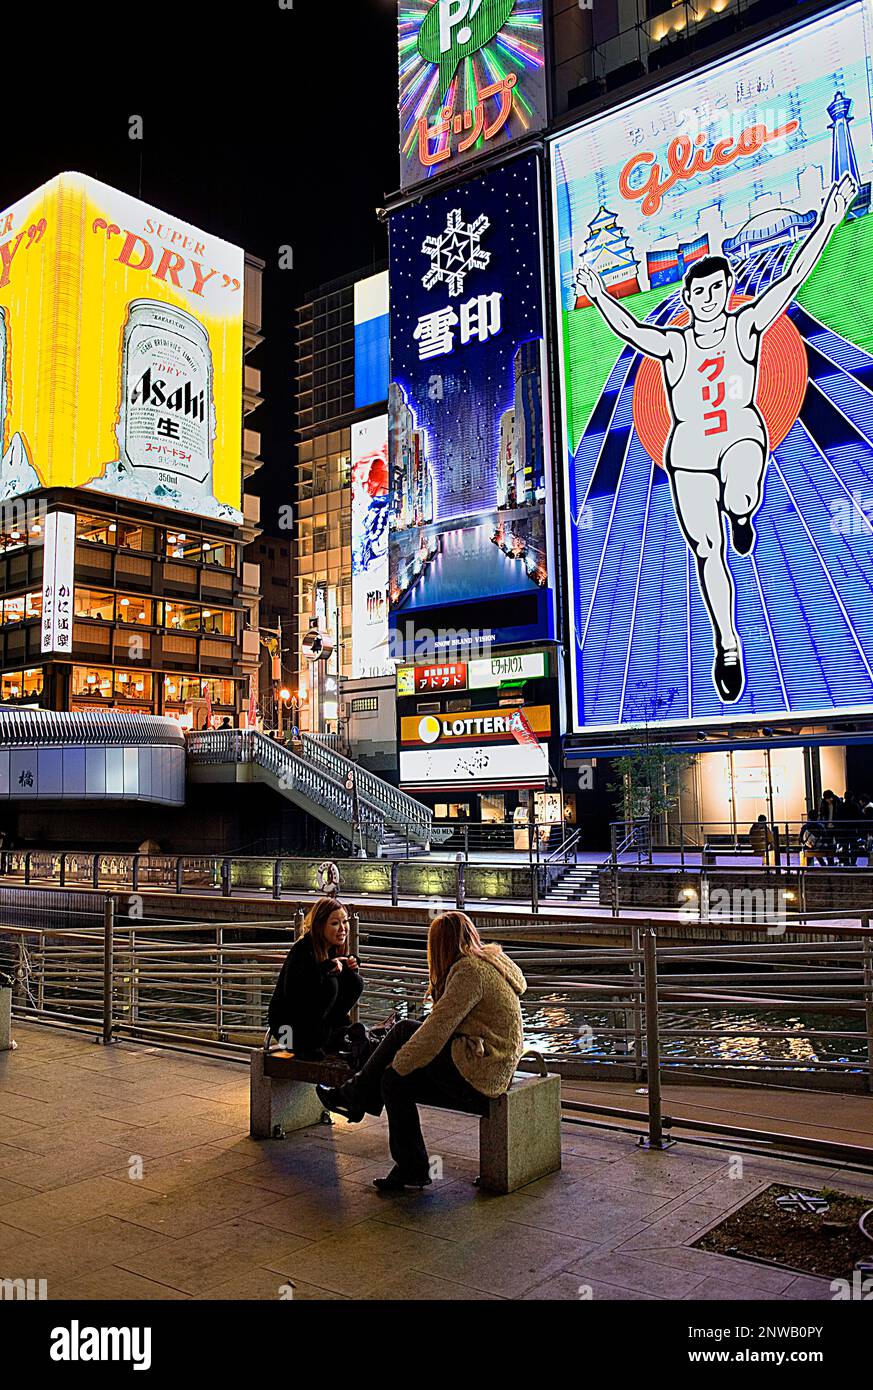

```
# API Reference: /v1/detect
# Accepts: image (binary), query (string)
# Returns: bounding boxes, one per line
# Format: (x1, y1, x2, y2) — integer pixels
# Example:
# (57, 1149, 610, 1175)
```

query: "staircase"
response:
(186, 730, 432, 856)
(544, 863, 602, 905)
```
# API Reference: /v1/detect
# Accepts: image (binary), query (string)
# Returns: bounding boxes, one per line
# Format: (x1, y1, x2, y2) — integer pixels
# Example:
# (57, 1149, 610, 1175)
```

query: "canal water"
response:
(398, 523, 536, 609)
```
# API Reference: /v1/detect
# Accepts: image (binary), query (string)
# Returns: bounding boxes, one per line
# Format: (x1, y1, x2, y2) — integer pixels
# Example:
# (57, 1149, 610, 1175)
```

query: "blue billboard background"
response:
(551, 1, 873, 732)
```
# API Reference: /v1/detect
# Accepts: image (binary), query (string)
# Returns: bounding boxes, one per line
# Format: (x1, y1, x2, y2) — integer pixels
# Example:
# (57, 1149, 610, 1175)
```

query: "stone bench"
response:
(250, 1040, 561, 1195)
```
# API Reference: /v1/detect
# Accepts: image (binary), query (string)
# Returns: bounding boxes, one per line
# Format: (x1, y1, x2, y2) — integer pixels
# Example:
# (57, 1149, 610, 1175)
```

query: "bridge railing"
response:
(0, 708, 184, 747)
(5, 904, 872, 1137)
(299, 733, 432, 845)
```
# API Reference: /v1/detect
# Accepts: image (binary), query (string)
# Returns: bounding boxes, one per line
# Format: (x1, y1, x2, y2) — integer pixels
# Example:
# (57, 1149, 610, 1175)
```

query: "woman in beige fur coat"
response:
(317, 911, 527, 1191)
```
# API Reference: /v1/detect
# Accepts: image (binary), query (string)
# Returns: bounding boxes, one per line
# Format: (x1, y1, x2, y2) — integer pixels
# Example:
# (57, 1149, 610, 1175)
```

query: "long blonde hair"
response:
(427, 911, 504, 1001)
(303, 897, 348, 963)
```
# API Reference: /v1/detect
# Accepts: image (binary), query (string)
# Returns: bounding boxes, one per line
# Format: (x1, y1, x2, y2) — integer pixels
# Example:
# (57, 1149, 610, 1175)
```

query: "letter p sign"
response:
(440, 0, 483, 53)
(419, 0, 514, 99)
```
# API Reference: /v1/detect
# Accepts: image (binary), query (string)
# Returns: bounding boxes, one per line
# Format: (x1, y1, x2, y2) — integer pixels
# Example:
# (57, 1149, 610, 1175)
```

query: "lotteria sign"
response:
(551, 0, 873, 733)
(399, 1, 547, 191)
(400, 703, 551, 744)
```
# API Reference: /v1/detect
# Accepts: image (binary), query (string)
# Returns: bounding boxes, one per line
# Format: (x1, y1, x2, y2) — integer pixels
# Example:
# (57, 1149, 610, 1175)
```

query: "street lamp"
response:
(278, 687, 291, 738)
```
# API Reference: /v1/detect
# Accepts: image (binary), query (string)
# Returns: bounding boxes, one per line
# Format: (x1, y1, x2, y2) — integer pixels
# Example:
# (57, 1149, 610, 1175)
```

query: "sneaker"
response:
(713, 645, 744, 703)
(730, 516, 756, 555)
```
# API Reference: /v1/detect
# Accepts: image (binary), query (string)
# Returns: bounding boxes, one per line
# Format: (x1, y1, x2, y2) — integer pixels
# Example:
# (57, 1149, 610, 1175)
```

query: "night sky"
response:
(2, 0, 400, 528)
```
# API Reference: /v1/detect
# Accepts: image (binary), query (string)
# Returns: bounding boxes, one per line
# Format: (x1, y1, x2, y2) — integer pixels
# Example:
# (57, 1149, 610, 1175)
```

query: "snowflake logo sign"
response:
(422, 208, 491, 298)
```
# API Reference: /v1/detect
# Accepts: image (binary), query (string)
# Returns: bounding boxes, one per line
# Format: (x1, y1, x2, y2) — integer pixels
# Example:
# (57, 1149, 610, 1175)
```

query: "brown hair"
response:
(303, 897, 349, 963)
(427, 911, 504, 1002)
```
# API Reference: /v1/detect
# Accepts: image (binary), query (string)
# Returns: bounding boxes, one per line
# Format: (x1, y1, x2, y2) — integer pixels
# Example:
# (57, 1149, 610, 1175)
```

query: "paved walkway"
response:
(1, 1022, 871, 1301)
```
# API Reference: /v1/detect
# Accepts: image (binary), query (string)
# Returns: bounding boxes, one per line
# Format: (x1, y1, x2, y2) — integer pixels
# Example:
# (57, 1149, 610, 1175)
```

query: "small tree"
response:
(610, 683, 696, 856)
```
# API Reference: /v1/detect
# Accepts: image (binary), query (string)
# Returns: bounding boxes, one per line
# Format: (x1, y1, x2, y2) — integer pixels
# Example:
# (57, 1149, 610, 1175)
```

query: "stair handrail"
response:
(299, 733, 432, 843)
(545, 827, 582, 867)
(187, 730, 385, 848)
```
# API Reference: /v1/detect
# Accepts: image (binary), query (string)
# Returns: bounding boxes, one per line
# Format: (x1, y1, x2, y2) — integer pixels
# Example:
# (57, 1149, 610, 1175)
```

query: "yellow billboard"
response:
(0, 173, 243, 521)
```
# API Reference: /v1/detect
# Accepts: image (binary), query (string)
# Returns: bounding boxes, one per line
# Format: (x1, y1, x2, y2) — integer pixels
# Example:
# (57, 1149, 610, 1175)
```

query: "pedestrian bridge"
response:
(0, 709, 185, 806)
(0, 712, 434, 851)
(187, 729, 434, 854)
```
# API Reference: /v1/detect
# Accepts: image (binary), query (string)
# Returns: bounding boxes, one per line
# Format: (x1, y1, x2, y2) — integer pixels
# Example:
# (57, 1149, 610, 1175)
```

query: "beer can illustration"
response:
(116, 299, 215, 495)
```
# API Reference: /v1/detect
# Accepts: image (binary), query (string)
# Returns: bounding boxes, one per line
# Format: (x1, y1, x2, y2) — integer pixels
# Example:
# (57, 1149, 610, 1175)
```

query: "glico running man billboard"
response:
(389, 153, 553, 654)
(0, 173, 243, 522)
(551, 0, 873, 732)
(399, 1, 547, 192)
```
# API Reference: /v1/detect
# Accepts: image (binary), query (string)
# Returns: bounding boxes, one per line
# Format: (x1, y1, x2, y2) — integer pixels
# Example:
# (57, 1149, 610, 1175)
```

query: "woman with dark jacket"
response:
(317, 911, 527, 1192)
(267, 897, 362, 1060)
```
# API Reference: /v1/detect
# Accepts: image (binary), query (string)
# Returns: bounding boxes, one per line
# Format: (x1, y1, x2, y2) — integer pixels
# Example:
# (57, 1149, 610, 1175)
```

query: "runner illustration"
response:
(576, 174, 857, 703)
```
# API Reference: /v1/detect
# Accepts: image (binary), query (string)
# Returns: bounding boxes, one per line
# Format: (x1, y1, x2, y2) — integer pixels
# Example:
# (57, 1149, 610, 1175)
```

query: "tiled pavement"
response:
(1, 1022, 871, 1302)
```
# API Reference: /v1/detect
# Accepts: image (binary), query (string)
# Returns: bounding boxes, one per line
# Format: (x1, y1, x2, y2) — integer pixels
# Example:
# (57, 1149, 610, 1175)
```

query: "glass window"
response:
(72, 666, 114, 699)
(202, 678, 235, 706)
(202, 540, 235, 568)
(2, 596, 24, 624)
(1, 670, 23, 700)
(164, 673, 204, 703)
(76, 515, 118, 546)
(200, 608, 235, 637)
(117, 522, 154, 552)
(74, 589, 115, 621)
(163, 601, 201, 632)
(22, 668, 44, 699)
(116, 595, 154, 625)
(164, 529, 199, 561)
(114, 670, 153, 699)
(1, 593, 41, 624)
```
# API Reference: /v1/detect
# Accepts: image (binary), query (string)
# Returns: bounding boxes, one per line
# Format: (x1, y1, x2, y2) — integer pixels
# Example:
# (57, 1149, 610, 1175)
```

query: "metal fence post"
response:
(176, 857, 184, 894)
(348, 911, 361, 1025)
(221, 858, 231, 898)
(863, 919, 873, 1096)
(92, 853, 100, 890)
(632, 922, 644, 1082)
(102, 896, 116, 1047)
(639, 926, 673, 1150)
(131, 854, 139, 894)
(611, 860, 619, 918)
(391, 860, 399, 908)
(58, 853, 66, 888)
(216, 927, 225, 1040)
(530, 863, 539, 915)
(456, 855, 466, 911)
(273, 859, 282, 901)
(24, 852, 30, 887)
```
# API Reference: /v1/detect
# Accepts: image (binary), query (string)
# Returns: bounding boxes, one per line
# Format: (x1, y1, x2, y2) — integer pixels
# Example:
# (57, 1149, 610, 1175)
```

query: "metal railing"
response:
(187, 729, 385, 848)
(187, 729, 432, 850)
(299, 733, 432, 846)
(5, 902, 873, 1145)
(0, 708, 184, 747)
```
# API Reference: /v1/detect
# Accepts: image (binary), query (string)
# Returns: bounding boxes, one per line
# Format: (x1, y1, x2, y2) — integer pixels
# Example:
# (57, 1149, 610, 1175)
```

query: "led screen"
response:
(551, 1, 873, 732)
(389, 153, 553, 654)
(351, 415, 392, 678)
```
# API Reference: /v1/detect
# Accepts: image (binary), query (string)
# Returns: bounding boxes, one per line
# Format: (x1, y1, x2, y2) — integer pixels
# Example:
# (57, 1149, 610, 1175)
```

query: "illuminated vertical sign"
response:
(551, 0, 873, 732)
(389, 153, 553, 654)
(354, 271, 390, 410)
(399, 1, 547, 191)
(351, 416, 392, 678)
(41, 511, 75, 655)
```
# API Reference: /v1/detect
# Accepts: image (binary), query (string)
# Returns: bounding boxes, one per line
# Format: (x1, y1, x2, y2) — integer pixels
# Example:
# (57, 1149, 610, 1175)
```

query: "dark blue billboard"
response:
(388, 153, 553, 655)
